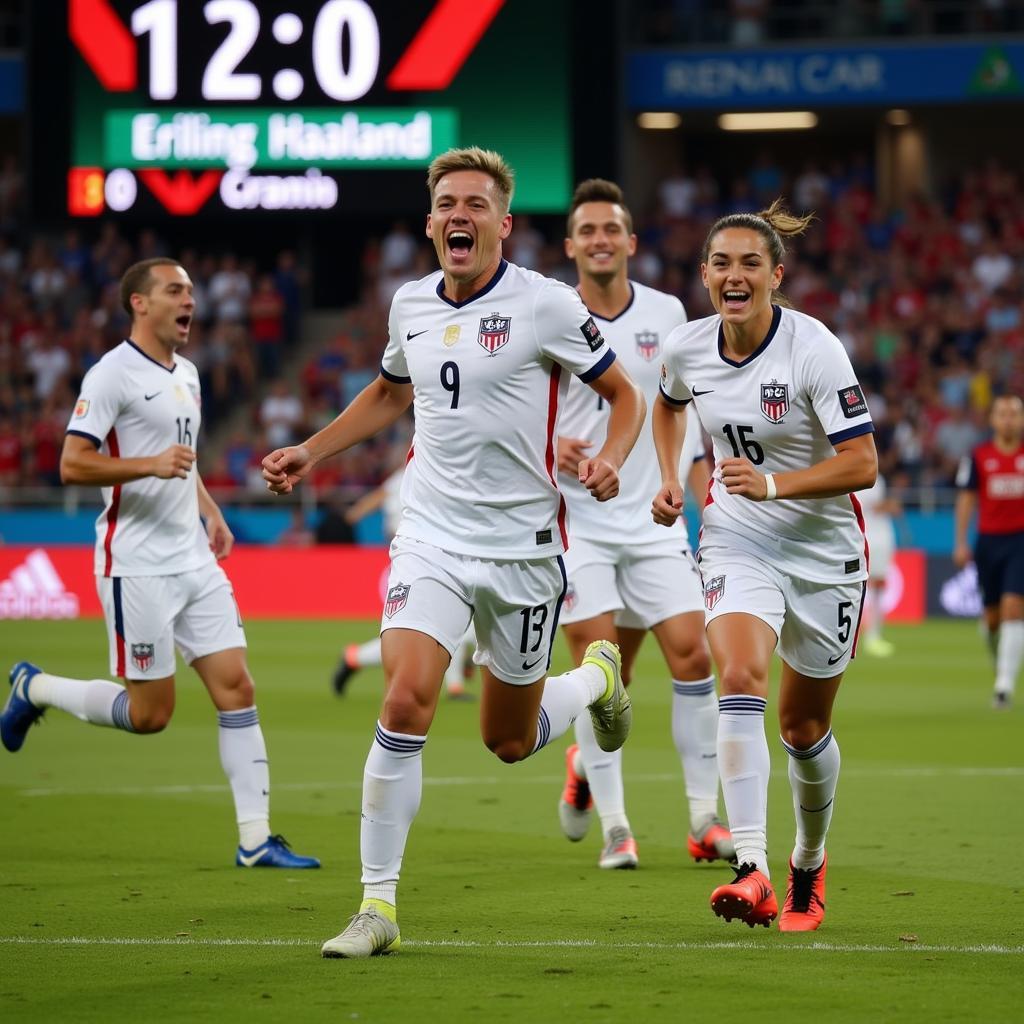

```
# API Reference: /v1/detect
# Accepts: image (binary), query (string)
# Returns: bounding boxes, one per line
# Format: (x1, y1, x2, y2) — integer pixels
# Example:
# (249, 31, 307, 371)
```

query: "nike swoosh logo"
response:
(826, 651, 848, 665)
(691, 388, 714, 396)
(144, 392, 161, 401)
(522, 656, 544, 671)
(406, 329, 429, 340)
(237, 849, 267, 867)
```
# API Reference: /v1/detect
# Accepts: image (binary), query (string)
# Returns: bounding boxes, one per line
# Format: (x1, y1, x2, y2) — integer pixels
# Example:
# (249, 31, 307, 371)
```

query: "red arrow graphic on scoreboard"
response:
(387, 0, 505, 90)
(138, 170, 223, 216)
(70, 0, 137, 91)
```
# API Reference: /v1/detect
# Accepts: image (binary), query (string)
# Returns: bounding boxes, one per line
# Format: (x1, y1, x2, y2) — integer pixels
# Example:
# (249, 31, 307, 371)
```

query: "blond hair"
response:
(427, 147, 515, 212)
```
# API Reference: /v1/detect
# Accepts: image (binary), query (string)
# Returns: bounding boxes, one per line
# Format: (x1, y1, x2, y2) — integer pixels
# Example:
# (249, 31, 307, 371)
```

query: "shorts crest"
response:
(384, 582, 411, 618)
(478, 314, 511, 355)
(704, 575, 726, 611)
(131, 642, 155, 672)
(760, 381, 789, 424)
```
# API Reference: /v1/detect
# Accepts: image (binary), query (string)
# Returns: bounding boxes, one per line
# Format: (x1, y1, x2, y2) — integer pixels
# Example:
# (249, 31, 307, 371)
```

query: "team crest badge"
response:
(478, 314, 511, 355)
(635, 330, 660, 362)
(73, 398, 90, 418)
(384, 583, 411, 619)
(563, 582, 578, 614)
(760, 381, 790, 424)
(704, 575, 726, 612)
(131, 643, 155, 672)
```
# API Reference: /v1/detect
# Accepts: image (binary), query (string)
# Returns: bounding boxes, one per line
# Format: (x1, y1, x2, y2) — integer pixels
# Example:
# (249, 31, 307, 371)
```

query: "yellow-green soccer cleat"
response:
(321, 904, 401, 959)
(583, 640, 631, 752)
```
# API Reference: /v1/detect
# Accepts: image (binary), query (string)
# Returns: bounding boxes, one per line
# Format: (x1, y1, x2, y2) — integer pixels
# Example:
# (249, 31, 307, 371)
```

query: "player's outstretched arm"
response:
(60, 434, 195, 486)
(197, 472, 234, 560)
(720, 433, 877, 502)
(579, 362, 645, 502)
(262, 375, 413, 495)
(652, 393, 688, 526)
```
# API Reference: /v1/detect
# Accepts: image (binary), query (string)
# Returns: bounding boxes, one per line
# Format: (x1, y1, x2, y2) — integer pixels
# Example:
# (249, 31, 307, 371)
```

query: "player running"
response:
(262, 148, 644, 958)
(1, 258, 319, 870)
(954, 394, 1024, 709)
(653, 201, 877, 932)
(554, 179, 732, 870)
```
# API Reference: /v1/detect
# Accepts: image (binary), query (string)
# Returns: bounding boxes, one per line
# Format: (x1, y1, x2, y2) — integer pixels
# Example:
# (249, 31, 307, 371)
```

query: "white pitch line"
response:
(0, 936, 1020, 955)
(12, 766, 1024, 798)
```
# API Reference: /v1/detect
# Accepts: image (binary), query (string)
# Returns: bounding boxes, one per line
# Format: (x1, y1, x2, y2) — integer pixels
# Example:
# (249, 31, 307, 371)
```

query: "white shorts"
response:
(560, 537, 705, 630)
(698, 548, 865, 679)
(383, 536, 564, 685)
(97, 561, 246, 680)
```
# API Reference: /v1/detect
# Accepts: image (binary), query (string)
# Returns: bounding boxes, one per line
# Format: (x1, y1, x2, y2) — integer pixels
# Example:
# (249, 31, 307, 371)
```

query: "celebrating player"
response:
(554, 179, 732, 870)
(653, 201, 877, 932)
(954, 394, 1024, 709)
(262, 148, 644, 958)
(1, 258, 319, 870)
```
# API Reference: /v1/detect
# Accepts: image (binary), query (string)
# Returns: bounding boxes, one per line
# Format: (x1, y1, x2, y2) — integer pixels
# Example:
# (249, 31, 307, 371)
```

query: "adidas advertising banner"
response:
(0, 547, 391, 620)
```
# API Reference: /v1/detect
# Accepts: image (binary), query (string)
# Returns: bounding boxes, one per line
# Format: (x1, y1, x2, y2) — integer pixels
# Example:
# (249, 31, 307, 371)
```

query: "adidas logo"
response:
(0, 549, 80, 620)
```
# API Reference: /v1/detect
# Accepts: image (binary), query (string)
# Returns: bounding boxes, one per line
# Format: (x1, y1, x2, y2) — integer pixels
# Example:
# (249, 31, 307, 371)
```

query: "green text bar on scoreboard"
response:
(104, 108, 459, 169)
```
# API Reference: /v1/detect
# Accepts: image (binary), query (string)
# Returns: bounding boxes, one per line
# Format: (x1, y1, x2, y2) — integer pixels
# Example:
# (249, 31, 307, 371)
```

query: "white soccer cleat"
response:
(321, 907, 401, 959)
(599, 826, 638, 870)
(583, 640, 631, 752)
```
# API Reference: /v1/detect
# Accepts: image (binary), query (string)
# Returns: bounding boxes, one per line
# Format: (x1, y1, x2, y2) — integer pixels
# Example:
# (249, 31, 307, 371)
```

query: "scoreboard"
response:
(33, 0, 571, 218)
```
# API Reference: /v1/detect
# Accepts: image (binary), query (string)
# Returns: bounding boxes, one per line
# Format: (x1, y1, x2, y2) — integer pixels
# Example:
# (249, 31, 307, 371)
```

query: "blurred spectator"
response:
(259, 380, 305, 449)
(249, 273, 286, 378)
(208, 253, 251, 322)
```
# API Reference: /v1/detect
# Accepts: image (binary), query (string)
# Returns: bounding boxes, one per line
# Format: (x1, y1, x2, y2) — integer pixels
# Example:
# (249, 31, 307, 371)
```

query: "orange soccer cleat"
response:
(687, 818, 737, 864)
(778, 854, 827, 932)
(557, 744, 593, 841)
(710, 863, 778, 928)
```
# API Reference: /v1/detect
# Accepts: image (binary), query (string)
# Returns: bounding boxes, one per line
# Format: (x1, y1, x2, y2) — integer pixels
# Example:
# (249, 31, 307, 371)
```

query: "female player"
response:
(652, 201, 877, 931)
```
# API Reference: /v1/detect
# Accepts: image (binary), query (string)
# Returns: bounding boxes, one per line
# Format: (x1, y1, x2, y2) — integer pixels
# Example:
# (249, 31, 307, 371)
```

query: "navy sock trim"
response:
(719, 695, 767, 715)
(218, 708, 260, 729)
(782, 729, 834, 760)
(112, 690, 135, 732)
(374, 721, 426, 753)
(531, 707, 552, 754)
(673, 678, 716, 697)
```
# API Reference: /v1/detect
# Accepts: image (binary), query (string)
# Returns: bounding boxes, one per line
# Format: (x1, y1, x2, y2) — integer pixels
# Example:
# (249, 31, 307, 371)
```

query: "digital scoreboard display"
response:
(45, 0, 570, 217)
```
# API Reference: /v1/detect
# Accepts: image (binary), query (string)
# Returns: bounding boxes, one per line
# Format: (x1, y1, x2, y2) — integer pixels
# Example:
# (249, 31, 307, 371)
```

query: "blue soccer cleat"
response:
(2, 662, 45, 753)
(236, 834, 321, 869)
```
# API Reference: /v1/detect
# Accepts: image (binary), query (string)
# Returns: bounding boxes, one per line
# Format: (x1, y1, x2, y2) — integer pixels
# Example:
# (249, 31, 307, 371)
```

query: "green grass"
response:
(1, 618, 1022, 1023)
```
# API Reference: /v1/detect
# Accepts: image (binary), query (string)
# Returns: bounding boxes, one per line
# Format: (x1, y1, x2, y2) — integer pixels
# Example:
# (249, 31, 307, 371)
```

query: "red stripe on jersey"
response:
(545, 365, 567, 548)
(115, 622, 126, 677)
(703, 473, 715, 509)
(103, 428, 122, 578)
(405, 443, 415, 465)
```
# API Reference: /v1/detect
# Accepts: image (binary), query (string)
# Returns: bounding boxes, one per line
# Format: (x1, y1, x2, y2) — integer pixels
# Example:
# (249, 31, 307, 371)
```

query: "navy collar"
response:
(585, 282, 636, 323)
(126, 339, 177, 373)
(436, 259, 508, 309)
(717, 305, 782, 368)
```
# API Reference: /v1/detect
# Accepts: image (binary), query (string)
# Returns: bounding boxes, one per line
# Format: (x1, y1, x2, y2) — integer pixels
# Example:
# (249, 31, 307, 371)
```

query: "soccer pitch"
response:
(1, 617, 1021, 1023)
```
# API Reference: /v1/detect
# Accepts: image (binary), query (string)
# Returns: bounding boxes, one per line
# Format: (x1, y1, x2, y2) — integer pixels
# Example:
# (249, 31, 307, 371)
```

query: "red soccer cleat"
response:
(687, 818, 737, 864)
(710, 863, 778, 928)
(779, 854, 827, 932)
(557, 744, 593, 841)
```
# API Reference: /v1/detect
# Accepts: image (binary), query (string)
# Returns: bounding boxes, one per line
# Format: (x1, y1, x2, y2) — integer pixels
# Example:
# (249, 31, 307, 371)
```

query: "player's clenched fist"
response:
(151, 444, 195, 479)
(262, 444, 313, 495)
(652, 481, 684, 526)
(719, 457, 770, 500)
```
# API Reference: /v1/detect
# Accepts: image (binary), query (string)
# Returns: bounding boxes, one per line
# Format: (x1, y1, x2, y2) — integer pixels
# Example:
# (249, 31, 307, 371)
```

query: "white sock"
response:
(671, 676, 720, 831)
(783, 730, 840, 871)
(354, 639, 382, 668)
(218, 707, 270, 850)
(360, 722, 426, 908)
(27, 672, 135, 731)
(529, 662, 606, 756)
(995, 620, 1024, 696)
(574, 713, 627, 835)
(717, 695, 770, 877)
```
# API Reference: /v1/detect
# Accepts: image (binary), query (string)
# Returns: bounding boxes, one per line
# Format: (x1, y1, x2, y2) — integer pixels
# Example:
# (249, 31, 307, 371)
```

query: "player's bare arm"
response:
(60, 433, 195, 486)
(197, 473, 234, 560)
(720, 432, 877, 502)
(651, 393, 688, 526)
(579, 361, 644, 501)
(262, 375, 414, 495)
(556, 435, 594, 475)
(686, 452, 711, 515)
(953, 488, 978, 568)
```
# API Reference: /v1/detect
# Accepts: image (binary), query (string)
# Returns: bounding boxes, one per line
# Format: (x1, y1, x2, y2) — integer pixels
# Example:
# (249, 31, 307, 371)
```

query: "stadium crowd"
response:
(3, 155, 1024, 503)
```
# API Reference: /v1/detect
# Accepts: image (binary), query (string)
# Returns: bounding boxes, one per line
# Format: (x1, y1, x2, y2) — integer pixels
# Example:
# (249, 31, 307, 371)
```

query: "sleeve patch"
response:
(580, 316, 605, 353)
(837, 384, 867, 418)
(74, 398, 90, 418)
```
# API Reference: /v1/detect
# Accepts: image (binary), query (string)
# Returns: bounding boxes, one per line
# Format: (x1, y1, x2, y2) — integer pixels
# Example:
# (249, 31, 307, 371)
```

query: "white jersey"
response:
(558, 281, 701, 549)
(67, 340, 212, 578)
(382, 259, 614, 560)
(660, 304, 874, 583)
(382, 465, 405, 538)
